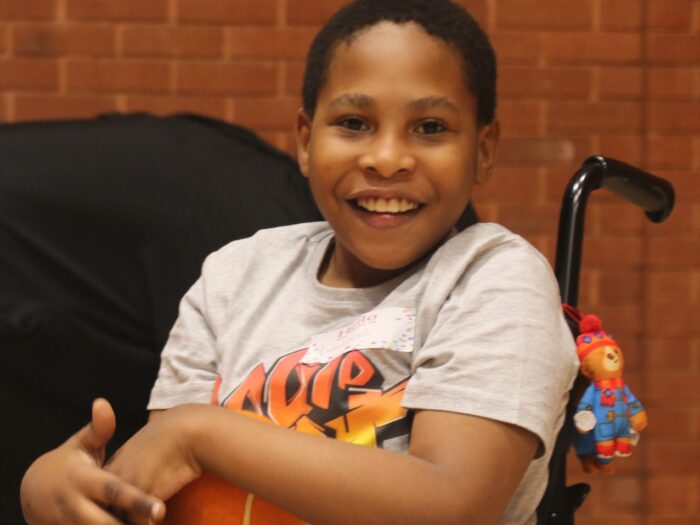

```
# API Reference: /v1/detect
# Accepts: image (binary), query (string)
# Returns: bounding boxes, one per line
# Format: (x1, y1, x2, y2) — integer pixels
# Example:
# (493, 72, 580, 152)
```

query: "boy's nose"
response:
(357, 135, 416, 178)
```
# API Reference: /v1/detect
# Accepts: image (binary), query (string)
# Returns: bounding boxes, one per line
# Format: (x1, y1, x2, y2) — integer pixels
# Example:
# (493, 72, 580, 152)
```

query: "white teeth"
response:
(356, 197, 419, 213)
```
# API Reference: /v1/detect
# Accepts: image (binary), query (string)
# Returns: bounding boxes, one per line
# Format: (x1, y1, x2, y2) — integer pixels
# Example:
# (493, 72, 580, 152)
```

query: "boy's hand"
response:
(20, 398, 165, 525)
(105, 405, 203, 503)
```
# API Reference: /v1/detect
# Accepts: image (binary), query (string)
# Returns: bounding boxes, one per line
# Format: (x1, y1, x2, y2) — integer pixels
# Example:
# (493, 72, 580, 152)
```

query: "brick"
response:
(122, 26, 223, 59)
(647, 443, 700, 474)
(647, 337, 696, 372)
(176, 62, 276, 96)
(645, 372, 700, 406)
(0, 0, 54, 20)
(597, 270, 642, 303)
(543, 167, 581, 204)
(495, 0, 592, 29)
(542, 33, 641, 64)
(598, 67, 643, 100)
(647, 272, 695, 305)
(599, 477, 643, 512)
(647, 35, 700, 63)
(645, 203, 698, 237)
(499, 204, 559, 234)
(178, 0, 276, 25)
(0, 24, 6, 55)
(285, 62, 305, 96)
(648, 68, 694, 100)
(598, 135, 644, 166)
(646, 305, 700, 339)
(13, 23, 115, 58)
(228, 27, 317, 60)
(649, 238, 700, 267)
(280, 132, 299, 158)
(14, 94, 117, 121)
(582, 237, 644, 268)
(66, 0, 167, 22)
(471, 168, 541, 204)
(287, 0, 348, 25)
(602, 0, 643, 31)
(580, 304, 642, 337)
(234, 97, 300, 131)
(499, 66, 592, 99)
(642, 406, 695, 443)
(647, 136, 694, 170)
(0, 58, 58, 91)
(547, 102, 642, 133)
(498, 136, 587, 167)
(645, 476, 696, 513)
(498, 100, 541, 134)
(491, 32, 540, 65)
(647, 0, 694, 30)
(124, 96, 227, 119)
(656, 170, 700, 202)
(649, 102, 700, 132)
(66, 60, 171, 94)
(648, 517, 700, 525)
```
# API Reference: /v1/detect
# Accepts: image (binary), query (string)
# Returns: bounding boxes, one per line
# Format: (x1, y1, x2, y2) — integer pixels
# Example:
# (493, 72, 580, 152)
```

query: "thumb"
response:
(72, 398, 116, 466)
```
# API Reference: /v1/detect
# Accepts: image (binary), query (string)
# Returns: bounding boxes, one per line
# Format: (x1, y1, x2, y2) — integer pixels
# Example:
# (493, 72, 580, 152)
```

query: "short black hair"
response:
(302, 0, 497, 125)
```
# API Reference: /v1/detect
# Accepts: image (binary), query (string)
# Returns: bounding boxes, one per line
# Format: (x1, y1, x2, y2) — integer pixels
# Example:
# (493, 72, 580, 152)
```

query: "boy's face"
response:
(297, 22, 499, 287)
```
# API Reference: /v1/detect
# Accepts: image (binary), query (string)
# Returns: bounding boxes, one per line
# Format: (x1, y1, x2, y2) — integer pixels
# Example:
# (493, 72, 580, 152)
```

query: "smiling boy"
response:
(21, 1, 578, 524)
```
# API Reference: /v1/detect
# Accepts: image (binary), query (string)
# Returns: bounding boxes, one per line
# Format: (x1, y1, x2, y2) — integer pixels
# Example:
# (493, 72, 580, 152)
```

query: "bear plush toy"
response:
(572, 314, 648, 475)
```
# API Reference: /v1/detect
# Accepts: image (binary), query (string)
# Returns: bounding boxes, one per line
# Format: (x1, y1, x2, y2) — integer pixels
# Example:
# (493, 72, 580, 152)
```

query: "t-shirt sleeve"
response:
(148, 273, 218, 409)
(402, 240, 578, 456)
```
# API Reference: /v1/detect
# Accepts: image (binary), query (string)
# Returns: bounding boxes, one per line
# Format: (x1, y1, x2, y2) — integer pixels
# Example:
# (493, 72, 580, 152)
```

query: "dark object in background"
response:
(0, 113, 324, 524)
(0, 111, 479, 524)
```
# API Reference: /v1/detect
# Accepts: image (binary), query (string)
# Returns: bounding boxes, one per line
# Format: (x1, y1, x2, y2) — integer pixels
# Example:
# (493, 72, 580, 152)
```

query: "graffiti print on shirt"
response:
(220, 348, 410, 448)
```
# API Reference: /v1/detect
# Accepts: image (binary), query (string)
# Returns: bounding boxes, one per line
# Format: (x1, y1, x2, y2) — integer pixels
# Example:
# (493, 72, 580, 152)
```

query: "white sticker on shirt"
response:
(300, 307, 416, 364)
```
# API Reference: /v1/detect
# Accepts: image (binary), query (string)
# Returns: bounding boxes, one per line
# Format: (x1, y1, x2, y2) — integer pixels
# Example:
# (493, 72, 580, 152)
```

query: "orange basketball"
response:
(163, 472, 304, 525)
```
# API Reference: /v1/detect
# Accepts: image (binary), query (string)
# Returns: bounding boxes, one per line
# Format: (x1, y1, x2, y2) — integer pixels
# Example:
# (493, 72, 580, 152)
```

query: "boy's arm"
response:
(106, 403, 538, 525)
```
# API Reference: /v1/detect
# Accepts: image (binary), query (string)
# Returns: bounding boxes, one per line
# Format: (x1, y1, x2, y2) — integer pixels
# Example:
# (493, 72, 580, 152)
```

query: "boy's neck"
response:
(318, 240, 406, 289)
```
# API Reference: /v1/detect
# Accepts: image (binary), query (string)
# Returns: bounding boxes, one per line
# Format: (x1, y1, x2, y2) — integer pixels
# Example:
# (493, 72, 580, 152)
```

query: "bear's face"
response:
(580, 344, 624, 381)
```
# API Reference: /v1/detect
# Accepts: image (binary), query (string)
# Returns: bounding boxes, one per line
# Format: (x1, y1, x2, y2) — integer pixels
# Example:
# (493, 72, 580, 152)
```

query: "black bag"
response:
(0, 113, 325, 523)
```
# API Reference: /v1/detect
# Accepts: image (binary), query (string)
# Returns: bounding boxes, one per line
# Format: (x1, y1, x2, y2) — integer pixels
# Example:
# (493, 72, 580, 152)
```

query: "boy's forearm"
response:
(182, 404, 522, 525)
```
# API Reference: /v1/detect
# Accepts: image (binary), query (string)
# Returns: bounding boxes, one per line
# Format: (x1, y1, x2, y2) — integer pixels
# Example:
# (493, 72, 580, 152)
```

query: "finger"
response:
(66, 497, 128, 525)
(69, 398, 117, 465)
(76, 468, 165, 523)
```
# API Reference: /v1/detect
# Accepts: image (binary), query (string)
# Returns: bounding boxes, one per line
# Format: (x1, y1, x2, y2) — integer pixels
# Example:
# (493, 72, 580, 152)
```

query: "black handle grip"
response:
(554, 155, 675, 307)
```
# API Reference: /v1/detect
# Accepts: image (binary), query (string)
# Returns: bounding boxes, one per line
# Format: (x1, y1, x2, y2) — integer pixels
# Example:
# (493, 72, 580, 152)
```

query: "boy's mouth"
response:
(353, 197, 421, 214)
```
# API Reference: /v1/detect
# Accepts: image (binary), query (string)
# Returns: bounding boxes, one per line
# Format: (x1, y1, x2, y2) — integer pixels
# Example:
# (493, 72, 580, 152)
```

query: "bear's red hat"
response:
(575, 314, 620, 362)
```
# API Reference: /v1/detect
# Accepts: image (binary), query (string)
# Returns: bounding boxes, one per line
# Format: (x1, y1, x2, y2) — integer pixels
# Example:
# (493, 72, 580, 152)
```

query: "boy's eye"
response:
(338, 117, 369, 132)
(416, 120, 446, 135)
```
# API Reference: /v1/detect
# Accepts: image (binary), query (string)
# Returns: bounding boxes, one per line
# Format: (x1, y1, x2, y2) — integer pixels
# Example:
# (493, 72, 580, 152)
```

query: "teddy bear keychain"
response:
(566, 309, 648, 475)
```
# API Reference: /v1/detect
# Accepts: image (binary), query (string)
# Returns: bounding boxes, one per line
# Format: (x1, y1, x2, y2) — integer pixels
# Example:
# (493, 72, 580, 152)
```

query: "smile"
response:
(355, 197, 420, 213)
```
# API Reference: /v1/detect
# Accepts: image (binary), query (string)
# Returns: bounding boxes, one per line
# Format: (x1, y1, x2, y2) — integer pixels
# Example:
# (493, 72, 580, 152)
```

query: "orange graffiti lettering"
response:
(325, 380, 408, 447)
(310, 356, 342, 409)
(267, 348, 314, 427)
(224, 364, 265, 415)
(338, 350, 376, 390)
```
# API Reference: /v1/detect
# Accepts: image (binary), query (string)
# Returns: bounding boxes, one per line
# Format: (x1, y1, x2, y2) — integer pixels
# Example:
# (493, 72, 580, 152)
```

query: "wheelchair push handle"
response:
(578, 155, 674, 222)
(554, 155, 675, 307)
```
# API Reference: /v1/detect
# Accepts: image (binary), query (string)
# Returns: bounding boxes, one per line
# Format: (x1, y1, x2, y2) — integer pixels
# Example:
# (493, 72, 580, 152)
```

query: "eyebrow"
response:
(328, 93, 375, 109)
(328, 93, 459, 115)
(408, 96, 460, 115)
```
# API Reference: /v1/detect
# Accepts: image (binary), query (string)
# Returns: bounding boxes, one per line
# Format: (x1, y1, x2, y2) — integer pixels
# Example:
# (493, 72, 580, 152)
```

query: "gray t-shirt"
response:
(149, 221, 578, 525)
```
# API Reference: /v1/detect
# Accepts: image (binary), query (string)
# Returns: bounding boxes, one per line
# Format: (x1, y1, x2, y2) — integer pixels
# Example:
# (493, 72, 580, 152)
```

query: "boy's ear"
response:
(475, 119, 500, 186)
(296, 109, 313, 178)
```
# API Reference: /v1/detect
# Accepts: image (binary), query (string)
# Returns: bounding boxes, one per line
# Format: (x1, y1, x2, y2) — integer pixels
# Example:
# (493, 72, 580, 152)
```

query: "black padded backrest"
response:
(0, 113, 323, 523)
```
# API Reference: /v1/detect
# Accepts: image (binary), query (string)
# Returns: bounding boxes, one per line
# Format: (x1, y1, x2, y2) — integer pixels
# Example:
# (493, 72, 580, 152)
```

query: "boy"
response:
(21, 1, 578, 524)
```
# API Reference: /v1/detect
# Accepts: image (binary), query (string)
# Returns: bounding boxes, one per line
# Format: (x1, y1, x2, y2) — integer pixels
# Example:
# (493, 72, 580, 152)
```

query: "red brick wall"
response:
(1, 1, 698, 523)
